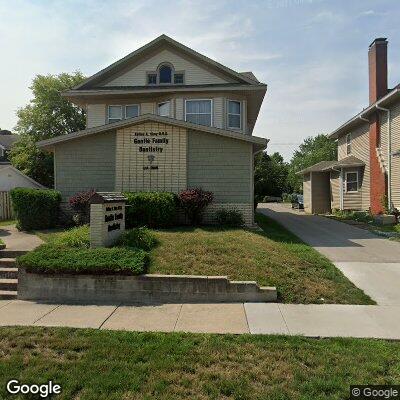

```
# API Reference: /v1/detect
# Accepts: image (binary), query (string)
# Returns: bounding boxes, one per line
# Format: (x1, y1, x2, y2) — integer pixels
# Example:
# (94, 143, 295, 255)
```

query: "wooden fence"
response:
(0, 191, 13, 221)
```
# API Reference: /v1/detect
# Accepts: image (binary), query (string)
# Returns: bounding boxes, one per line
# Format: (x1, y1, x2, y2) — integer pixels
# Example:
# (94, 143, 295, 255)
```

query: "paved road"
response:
(258, 203, 400, 305)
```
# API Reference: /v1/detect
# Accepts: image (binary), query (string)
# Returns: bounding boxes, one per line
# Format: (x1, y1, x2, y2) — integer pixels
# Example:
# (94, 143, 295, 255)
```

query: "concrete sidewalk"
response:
(1, 300, 399, 339)
(0, 224, 43, 253)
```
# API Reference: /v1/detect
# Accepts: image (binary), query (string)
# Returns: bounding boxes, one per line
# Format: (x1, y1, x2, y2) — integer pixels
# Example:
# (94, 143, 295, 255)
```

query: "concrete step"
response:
(0, 258, 16, 267)
(0, 267, 18, 279)
(0, 279, 17, 291)
(0, 290, 17, 300)
(0, 250, 27, 258)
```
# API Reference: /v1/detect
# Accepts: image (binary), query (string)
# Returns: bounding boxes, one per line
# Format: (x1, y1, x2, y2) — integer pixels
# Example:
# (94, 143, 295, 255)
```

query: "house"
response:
(0, 130, 18, 162)
(299, 38, 400, 215)
(37, 34, 268, 225)
(0, 163, 45, 191)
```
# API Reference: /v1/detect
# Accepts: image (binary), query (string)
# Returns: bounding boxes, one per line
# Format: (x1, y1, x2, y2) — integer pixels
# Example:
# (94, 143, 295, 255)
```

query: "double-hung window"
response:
(185, 99, 212, 127)
(227, 100, 241, 129)
(125, 105, 139, 119)
(345, 171, 358, 192)
(158, 101, 170, 117)
(108, 105, 139, 123)
(346, 133, 351, 155)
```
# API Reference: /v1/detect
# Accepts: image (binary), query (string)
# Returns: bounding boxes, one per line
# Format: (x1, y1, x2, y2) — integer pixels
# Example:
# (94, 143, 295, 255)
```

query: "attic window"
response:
(159, 65, 172, 83)
(174, 73, 184, 84)
(147, 73, 157, 85)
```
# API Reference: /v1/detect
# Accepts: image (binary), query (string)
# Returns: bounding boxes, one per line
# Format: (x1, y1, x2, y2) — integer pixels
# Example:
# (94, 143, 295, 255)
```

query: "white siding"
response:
(103, 49, 233, 87)
(87, 104, 106, 128)
(388, 102, 400, 209)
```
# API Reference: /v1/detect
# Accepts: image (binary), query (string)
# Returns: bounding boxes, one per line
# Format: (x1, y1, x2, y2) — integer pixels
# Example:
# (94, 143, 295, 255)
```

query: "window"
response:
(185, 99, 212, 127)
(345, 171, 358, 192)
(346, 133, 351, 155)
(228, 100, 241, 129)
(158, 101, 170, 117)
(159, 65, 172, 84)
(125, 105, 139, 119)
(108, 105, 123, 123)
(174, 73, 184, 84)
(147, 73, 157, 85)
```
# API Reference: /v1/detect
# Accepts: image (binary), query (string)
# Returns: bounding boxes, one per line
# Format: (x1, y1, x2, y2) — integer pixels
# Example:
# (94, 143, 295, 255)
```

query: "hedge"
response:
(17, 244, 148, 275)
(124, 192, 177, 228)
(10, 188, 61, 231)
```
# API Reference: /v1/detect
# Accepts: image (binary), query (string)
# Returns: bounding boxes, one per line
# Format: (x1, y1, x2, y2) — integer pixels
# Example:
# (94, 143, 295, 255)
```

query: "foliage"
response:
(10, 188, 61, 231)
(17, 244, 148, 275)
(69, 189, 96, 225)
(0, 238, 4, 247)
(282, 193, 298, 203)
(51, 225, 90, 248)
(331, 209, 374, 224)
(215, 209, 244, 227)
(254, 151, 289, 198)
(117, 227, 158, 251)
(178, 188, 214, 225)
(287, 134, 337, 193)
(124, 192, 177, 228)
(10, 72, 86, 187)
(380, 194, 389, 214)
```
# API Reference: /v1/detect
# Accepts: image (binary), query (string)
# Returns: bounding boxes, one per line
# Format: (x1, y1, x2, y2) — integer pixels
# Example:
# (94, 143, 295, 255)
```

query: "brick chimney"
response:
(368, 38, 388, 214)
(368, 38, 388, 104)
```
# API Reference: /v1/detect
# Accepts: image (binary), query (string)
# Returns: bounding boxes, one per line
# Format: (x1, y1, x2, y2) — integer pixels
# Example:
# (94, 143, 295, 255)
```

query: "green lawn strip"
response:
(149, 213, 374, 304)
(0, 219, 16, 227)
(0, 327, 399, 400)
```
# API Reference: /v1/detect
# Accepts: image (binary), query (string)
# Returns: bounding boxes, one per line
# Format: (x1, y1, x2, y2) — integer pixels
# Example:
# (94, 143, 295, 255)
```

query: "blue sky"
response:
(0, 0, 399, 160)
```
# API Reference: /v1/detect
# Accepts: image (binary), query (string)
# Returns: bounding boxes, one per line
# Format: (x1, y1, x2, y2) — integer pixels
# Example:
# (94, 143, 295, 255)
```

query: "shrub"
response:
(124, 192, 177, 228)
(215, 209, 244, 227)
(331, 209, 373, 223)
(10, 188, 61, 231)
(69, 189, 96, 225)
(17, 244, 148, 275)
(52, 225, 90, 248)
(117, 227, 158, 251)
(178, 188, 214, 225)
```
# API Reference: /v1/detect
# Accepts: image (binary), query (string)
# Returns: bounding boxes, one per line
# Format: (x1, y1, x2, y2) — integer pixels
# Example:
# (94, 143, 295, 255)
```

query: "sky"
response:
(0, 0, 399, 160)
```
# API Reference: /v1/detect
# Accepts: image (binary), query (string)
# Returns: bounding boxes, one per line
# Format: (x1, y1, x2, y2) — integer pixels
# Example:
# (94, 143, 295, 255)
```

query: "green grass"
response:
(0, 238, 4, 246)
(149, 213, 373, 304)
(0, 219, 16, 227)
(0, 327, 399, 400)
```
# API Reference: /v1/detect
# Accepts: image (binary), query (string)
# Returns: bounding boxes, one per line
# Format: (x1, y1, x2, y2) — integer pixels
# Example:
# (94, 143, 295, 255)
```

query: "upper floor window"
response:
(147, 73, 157, 85)
(346, 133, 351, 155)
(228, 100, 241, 129)
(185, 99, 212, 127)
(158, 101, 170, 117)
(108, 104, 139, 123)
(174, 73, 184, 84)
(159, 65, 172, 84)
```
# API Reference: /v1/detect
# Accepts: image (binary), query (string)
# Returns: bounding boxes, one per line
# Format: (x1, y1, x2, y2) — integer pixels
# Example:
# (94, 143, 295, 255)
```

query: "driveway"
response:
(258, 203, 400, 305)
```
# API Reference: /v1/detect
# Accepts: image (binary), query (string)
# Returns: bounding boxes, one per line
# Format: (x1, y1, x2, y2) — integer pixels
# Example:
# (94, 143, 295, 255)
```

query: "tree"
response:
(254, 151, 289, 199)
(10, 72, 86, 187)
(287, 134, 337, 193)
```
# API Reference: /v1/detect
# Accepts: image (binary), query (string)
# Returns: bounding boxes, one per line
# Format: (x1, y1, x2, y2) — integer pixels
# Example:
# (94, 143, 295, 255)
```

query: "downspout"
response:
(376, 105, 392, 211)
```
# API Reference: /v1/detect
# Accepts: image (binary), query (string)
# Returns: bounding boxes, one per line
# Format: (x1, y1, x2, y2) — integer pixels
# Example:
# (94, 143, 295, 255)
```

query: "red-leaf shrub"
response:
(178, 188, 213, 225)
(69, 189, 96, 224)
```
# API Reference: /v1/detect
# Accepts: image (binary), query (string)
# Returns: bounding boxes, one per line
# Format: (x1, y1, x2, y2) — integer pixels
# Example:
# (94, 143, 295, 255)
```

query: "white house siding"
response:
(337, 123, 370, 210)
(330, 170, 340, 210)
(303, 173, 311, 213)
(0, 167, 43, 191)
(86, 104, 106, 128)
(102, 48, 234, 87)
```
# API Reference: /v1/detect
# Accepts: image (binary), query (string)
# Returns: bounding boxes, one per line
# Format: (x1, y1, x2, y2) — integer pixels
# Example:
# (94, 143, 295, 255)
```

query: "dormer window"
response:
(159, 65, 172, 84)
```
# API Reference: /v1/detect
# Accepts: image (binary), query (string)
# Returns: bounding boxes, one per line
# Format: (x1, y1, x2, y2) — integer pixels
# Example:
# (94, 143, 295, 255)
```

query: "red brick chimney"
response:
(368, 38, 388, 214)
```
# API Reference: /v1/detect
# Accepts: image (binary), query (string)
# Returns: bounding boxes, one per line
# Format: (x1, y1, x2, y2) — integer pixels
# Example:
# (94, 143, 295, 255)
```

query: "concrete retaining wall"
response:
(18, 268, 277, 304)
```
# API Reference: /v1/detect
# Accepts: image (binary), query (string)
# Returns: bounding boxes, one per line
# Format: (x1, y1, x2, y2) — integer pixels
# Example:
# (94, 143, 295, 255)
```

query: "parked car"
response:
(291, 194, 304, 209)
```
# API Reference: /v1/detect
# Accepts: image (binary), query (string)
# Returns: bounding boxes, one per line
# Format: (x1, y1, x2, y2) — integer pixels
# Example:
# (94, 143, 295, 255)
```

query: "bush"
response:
(215, 209, 244, 227)
(17, 244, 148, 275)
(178, 188, 214, 225)
(10, 188, 61, 231)
(124, 192, 177, 228)
(117, 227, 158, 251)
(52, 225, 90, 248)
(331, 209, 373, 223)
(69, 189, 95, 225)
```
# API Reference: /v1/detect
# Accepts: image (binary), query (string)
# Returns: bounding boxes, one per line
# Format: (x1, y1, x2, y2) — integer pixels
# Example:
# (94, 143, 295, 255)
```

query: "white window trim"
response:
(107, 105, 123, 124)
(227, 99, 242, 130)
(184, 99, 213, 127)
(346, 133, 352, 155)
(125, 104, 140, 119)
(345, 170, 359, 193)
(157, 101, 171, 117)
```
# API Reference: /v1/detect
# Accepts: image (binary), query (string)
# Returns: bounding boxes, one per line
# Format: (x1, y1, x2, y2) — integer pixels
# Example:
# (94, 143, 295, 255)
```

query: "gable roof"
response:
(73, 34, 262, 91)
(0, 133, 18, 150)
(37, 114, 268, 151)
(297, 156, 365, 174)
(0, 163, 46, 188)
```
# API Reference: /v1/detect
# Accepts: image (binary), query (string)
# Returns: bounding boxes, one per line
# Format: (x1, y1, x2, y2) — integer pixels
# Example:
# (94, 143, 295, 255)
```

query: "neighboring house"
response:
(0, 130, 18, 162)
(300, 38, 400, 215)
(0, 163, 45, 191)
(37, 34, 268, 225)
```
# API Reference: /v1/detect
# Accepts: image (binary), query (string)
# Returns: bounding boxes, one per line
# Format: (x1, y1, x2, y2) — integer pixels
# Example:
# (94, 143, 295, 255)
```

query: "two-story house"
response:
(299, 38, 400, 215)
(38, 35, 268, 225)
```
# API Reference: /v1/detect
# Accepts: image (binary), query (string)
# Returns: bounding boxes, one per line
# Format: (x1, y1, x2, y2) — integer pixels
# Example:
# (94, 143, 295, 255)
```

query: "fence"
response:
(0, 191, 13, 221)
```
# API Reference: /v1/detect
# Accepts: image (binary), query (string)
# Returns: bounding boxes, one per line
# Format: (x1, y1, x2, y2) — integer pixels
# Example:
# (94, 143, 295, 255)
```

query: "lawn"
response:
(149, 213, 373, 304)
(0, 219, 16, 227)
(0, 327, 399, 400)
